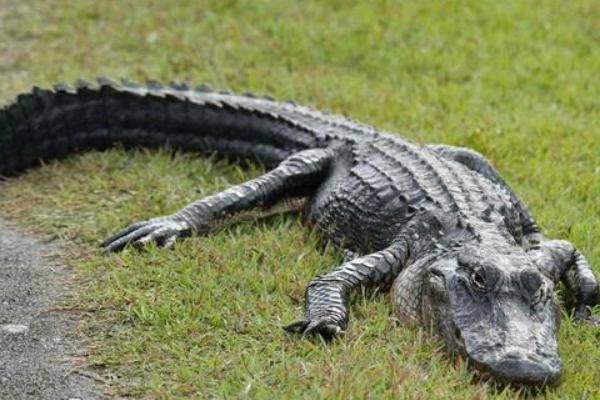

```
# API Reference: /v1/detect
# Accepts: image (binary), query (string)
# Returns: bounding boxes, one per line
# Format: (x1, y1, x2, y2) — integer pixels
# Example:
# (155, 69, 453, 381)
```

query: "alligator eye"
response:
(470, 270, 486, 291)
(532, 282, 546, 305)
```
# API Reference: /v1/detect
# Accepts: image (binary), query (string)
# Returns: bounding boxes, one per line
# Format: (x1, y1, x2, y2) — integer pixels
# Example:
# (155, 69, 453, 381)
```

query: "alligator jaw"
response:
(474, 357, 561, 387)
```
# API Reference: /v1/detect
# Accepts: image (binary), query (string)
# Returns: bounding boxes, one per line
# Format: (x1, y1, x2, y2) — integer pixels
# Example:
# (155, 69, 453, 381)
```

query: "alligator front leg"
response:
(284, 243, 407, 340)
(102, 148, 334, 252)
(530, 240, 599, 324)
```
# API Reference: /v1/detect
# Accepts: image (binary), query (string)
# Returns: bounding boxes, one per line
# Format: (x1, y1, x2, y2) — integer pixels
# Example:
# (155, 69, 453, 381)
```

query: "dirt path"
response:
(0, 220, 104, 400)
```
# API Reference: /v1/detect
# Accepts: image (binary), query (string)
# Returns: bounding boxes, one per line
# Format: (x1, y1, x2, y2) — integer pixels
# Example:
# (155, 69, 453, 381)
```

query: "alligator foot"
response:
(101, 215, 192, 252)
(573, 305, 600, 327)
(283, 318, 345, 341)
(583, 315, 600, 327)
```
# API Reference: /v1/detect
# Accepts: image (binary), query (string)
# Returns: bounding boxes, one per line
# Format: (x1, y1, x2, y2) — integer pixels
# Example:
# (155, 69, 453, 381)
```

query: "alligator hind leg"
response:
(102, 148, 334, 252)
(529, 240, 599, 324)
(284, 242, 407, 339)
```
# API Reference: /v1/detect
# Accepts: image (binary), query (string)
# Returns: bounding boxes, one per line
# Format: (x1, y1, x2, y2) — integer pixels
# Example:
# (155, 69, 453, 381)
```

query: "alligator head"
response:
(393, 243, 561, 387)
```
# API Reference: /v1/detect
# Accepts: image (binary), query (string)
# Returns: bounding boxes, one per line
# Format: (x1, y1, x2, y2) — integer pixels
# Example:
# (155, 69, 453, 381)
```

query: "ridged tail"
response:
(0, 78, 323, 177)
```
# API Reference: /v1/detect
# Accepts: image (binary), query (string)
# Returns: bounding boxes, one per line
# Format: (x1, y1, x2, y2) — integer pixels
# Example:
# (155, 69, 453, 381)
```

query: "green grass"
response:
(1, 0, 599, 398)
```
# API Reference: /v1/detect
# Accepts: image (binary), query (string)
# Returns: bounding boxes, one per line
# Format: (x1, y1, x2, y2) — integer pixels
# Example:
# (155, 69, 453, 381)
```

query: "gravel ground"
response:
(0, 220, 104, 400)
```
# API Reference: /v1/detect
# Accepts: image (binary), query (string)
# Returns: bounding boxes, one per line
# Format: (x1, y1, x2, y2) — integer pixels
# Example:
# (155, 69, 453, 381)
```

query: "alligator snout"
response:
(483, 356, 561, 386)
(466, 330, 562, 386)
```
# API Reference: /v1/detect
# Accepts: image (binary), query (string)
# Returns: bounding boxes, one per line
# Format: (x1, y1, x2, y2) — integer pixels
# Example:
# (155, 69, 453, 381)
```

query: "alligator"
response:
(0, 79, 598, 387)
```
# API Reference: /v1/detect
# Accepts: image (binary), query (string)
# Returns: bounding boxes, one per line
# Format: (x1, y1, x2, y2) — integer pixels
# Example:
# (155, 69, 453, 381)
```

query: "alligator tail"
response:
(0, 78, 322, 177)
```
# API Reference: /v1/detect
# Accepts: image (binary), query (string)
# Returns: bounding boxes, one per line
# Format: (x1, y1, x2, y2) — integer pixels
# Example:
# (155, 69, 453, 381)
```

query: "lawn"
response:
(0, 0, 599, 398)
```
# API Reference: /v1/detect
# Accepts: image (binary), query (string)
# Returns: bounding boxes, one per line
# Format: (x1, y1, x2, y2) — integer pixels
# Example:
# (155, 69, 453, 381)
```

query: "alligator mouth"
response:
(468, 354, 562, 388)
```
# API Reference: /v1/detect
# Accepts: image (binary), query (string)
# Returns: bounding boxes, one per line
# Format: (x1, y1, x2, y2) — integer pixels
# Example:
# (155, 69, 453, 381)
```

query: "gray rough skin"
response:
(1, 79, 598, 387)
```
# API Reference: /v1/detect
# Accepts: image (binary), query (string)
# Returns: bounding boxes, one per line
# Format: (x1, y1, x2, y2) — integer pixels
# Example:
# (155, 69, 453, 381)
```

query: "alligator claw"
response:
(584, 315, 600, 327)
(283, 319, 345, 341)
(101, 216, 192, 252)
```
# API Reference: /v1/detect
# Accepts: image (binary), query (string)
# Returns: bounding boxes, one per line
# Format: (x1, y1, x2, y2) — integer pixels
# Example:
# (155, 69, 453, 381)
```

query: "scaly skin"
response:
(0, 79, 598, 387)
